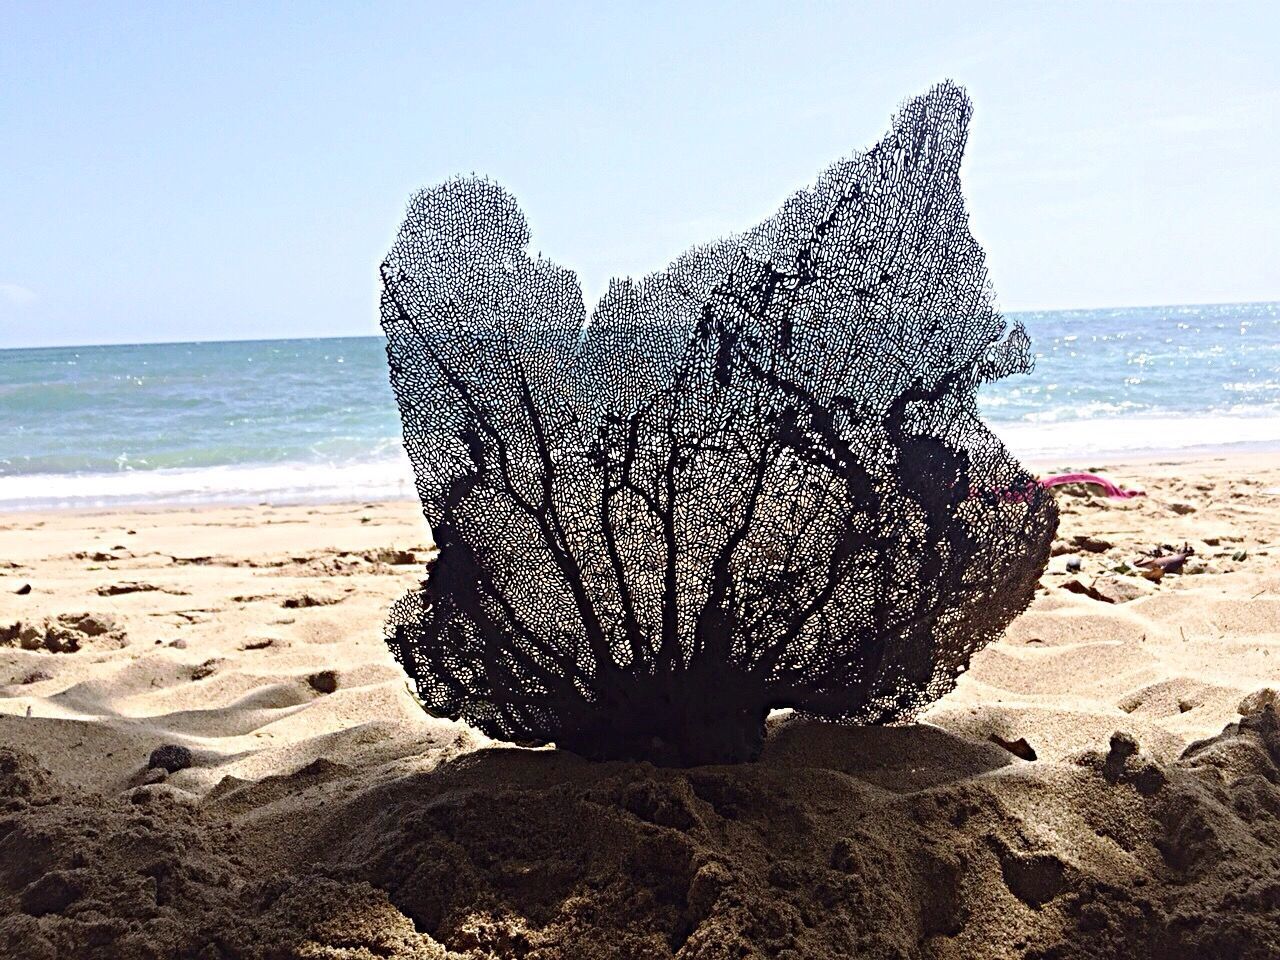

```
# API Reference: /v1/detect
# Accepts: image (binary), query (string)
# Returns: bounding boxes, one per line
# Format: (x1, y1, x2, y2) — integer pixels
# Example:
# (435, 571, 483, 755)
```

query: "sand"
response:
(1, 454, 1279, 958)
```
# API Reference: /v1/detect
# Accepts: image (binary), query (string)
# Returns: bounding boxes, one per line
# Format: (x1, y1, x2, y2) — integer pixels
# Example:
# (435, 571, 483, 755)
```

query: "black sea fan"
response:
(380, 82, 1058, 765)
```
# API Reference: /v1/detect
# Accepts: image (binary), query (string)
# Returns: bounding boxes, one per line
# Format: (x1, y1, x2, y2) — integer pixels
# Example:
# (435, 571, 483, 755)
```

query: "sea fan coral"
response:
(379, 82, 1058, 765)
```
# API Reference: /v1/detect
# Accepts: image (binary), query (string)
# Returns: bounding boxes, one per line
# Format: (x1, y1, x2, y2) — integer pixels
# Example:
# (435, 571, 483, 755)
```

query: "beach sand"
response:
(1, 454, 1279, 958)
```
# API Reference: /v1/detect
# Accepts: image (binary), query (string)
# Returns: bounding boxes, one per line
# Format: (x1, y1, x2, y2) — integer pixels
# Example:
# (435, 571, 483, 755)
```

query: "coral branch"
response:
(380, 81, 1057, 765)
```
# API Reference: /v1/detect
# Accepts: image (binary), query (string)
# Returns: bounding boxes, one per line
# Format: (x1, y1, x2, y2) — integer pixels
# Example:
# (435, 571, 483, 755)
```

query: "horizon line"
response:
(4, 297, 1276, 353)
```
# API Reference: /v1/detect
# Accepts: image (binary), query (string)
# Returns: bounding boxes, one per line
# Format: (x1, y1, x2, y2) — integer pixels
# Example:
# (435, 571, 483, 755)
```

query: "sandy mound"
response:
(0, 613, 126, 654)
(0, 747, 447, 959)
(1, 713, 1278, 959)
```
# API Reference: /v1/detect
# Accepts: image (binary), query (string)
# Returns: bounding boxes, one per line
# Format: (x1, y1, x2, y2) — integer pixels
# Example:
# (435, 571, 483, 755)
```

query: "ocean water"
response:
(1, 301, 1277, 510)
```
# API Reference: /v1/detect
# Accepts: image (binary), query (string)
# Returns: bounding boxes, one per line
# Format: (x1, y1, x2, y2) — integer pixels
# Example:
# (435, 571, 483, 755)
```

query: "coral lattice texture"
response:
(379, 81, 1058, 764)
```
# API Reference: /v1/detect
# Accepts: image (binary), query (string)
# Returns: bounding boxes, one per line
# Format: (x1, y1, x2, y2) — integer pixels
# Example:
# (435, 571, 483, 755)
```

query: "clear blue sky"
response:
(2, 1, 1277, 348)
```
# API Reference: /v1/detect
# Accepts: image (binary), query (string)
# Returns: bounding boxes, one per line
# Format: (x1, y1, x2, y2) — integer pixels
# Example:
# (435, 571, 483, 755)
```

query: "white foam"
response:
(991, 413, 1280, 462)
(4, 414, 1279, 511)
(0, 458, 417, 511)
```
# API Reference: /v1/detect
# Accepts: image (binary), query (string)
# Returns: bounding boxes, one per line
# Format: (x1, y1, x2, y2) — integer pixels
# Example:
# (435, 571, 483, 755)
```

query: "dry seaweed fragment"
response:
(379, 81, 1057, 764)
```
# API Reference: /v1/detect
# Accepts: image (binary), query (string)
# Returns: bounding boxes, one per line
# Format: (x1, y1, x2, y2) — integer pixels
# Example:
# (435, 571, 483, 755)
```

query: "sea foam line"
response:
(992, 413, 1280, 463)
(2, 414, 1279, 510)
(0, 458, 417, 511)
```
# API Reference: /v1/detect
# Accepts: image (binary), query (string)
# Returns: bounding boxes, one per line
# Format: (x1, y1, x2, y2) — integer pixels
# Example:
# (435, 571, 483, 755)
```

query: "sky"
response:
(1, 1, 1277, 348)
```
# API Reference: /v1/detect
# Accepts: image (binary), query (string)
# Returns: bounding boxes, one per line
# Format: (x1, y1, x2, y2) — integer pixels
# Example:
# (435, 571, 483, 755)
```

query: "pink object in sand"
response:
(1039, 472, 1146, 499)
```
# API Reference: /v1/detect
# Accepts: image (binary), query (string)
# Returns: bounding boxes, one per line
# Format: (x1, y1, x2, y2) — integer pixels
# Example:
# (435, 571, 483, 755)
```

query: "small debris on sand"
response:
(147, 744, 193, 773)
(95, 581, 160, 596)
(363, 547, 420, 565)
(77, 550, 126, 562)
(190, 658, 222, 681)
(282, 592, 344, 609)
(1060, 578, 1110, 602)
(988, 734, 1037, 761)
(0, 613, 126, 653)
(1133, 543, 1194, 575)
(96, 581, 188, 596)
(308, 670, 339, 694)
(1060, 576, 1150, 603)
(1072, 534, 1112, 553)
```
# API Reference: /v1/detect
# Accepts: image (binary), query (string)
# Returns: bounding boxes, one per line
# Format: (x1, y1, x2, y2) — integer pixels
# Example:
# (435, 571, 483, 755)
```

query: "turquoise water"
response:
(2, 301, 1278, 508)
(3, 337, 400, 475)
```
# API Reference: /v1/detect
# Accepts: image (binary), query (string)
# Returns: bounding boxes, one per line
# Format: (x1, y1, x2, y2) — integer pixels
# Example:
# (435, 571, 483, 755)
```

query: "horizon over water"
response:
(2, 301, 1278, 511)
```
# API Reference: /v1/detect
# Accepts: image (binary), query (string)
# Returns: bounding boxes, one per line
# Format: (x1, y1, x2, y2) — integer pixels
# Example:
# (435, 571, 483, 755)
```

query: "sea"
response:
(2, 302, 1278, 511)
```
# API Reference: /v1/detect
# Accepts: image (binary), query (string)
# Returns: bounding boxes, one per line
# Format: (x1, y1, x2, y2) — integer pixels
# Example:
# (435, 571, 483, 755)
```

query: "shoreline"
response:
(3, 446, 1279, 515)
